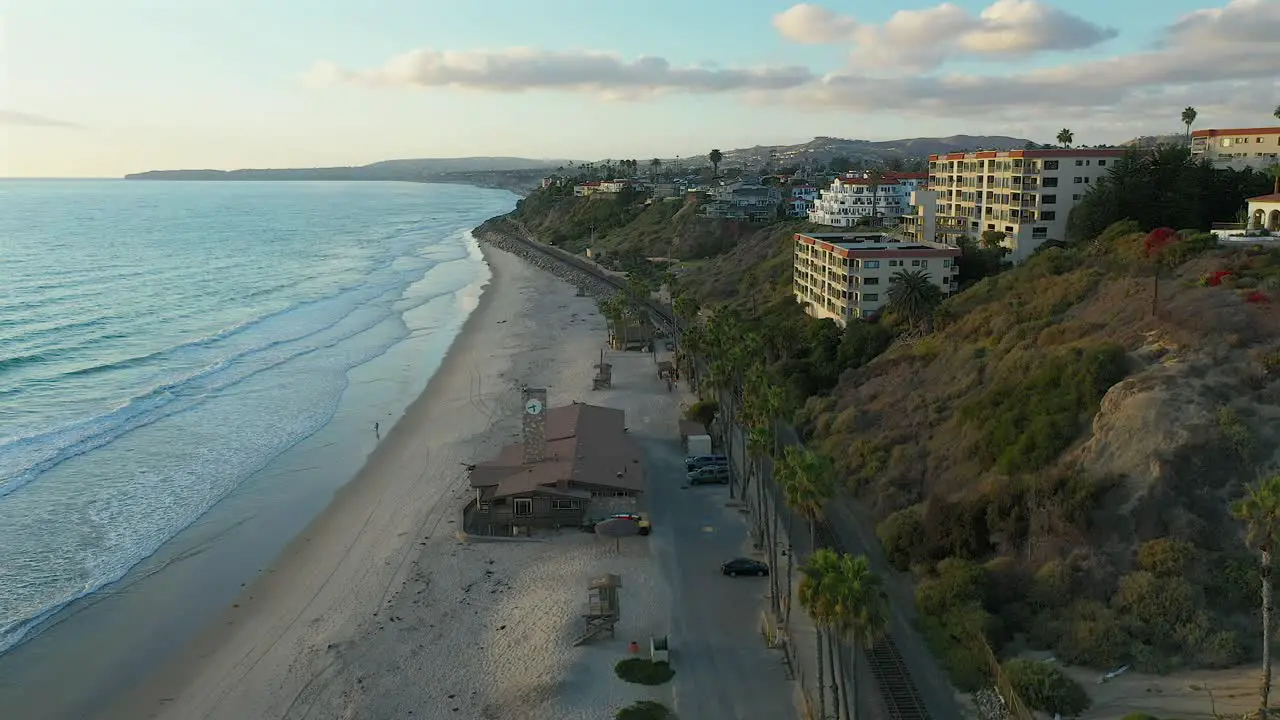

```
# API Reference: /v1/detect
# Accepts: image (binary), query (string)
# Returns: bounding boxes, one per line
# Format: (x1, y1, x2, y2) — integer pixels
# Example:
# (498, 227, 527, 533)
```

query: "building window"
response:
(1041, 211, 1056, 221)
(1042, 194, 1057, 204)
(1098, 160, 1107, 167)
(911, 259, 921, 266)
(1043, 177, 1058, 187)
(1005, 226, 1014, 233)
(888, 259, 902, 267)
(1083, 177, 1091, 184)
(863, 277, 880, 286)
(1073, 194, 1082, 201)
(1075, 159, 1083, 166)
(478, 501, 491, 511)
(1074, 177, 1083, 183)
(863, 260, 880, 269)
(1032, 227, 1048, 239)
(514, 498, 533, 517)
(1044, 160, 1059, 170)
(861, 293, 879, 302)
(552, 499, 580, 510)
(942, 258, 952, 267)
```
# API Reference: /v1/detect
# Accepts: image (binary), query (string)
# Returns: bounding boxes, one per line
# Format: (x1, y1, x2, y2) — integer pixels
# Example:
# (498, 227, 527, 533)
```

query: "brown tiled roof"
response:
(1249, 194, 1280, 203)
(470, 402, 645, 499)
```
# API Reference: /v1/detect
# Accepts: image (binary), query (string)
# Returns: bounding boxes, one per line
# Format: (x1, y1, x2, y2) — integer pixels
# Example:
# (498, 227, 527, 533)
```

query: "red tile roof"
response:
(928, 148, 1127, 161)
(1249, 194, 1280, 203)
(1192, 127, 1280, 138)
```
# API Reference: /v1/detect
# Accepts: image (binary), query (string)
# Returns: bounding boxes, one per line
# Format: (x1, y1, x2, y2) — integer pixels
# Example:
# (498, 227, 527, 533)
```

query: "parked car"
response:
(686, 465, 729, 485)
(581, 513, 652, 535)
(685, 454, 728, 472)
(722, 558, 769, 577)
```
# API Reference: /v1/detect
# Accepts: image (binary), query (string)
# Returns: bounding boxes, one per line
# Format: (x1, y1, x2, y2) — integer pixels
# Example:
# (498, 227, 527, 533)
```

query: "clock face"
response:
(525, 398, 544, 415)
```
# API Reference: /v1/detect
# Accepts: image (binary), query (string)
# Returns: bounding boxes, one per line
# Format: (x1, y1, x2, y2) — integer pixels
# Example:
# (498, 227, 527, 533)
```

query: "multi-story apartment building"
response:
(792, 232, 960, 325)
(1191, 127, 1280, 170)
(808, 172, 928, 228)
(787, 185, 819, 217)
(903, 148, 1125, 262)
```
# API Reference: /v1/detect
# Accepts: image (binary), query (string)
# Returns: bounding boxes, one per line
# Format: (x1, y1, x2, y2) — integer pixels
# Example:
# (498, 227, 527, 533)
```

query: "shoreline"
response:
(99, 239, 606, 719)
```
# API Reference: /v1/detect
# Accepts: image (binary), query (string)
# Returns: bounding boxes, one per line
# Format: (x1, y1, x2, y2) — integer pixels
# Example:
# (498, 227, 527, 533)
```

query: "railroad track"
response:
(488, 223, 934, 720)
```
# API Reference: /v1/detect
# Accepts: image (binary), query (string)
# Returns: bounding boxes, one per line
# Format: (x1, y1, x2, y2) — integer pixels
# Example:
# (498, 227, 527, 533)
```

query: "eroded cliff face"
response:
(1072, 341, 1280, 546)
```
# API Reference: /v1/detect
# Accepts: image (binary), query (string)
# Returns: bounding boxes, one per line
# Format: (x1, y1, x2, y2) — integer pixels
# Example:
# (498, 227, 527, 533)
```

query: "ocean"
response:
(0, 179, 516, 654)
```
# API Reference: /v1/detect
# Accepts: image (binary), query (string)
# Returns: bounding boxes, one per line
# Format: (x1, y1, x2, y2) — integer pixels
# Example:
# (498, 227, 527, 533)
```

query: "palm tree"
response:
(1274, 104, 1280, 122)
(1265, 163, 1280, 196)
(709, 149, 723, 178)
(1232, 474, 1280, 720)
(650, 157, 662, 182)
(1056, 128, 1074, 148)
(1181, 107, 1198, 146)
(887, 269, 945, 332)
(800, 549, 841, 720)
(778, 446, 835, 627)
(866, 170, 885, 227)
(829, 553, 890, 720)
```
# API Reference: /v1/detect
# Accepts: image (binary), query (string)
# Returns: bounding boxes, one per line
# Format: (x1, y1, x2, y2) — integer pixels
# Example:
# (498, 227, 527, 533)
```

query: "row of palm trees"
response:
(674, 304, 891, 719)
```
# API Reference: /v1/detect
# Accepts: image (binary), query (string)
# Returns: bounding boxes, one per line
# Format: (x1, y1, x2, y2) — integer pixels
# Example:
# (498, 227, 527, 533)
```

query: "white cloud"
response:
(306, 48, 814, 98)
(0, 110, 79, 128)
(772, 3, 858, 44)
(788, 0, 1280, 121)
(774, 0, 1117, 71)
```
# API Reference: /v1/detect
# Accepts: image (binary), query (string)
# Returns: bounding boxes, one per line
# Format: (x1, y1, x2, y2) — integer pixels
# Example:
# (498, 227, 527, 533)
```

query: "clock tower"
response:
(521, 387, 548, 464)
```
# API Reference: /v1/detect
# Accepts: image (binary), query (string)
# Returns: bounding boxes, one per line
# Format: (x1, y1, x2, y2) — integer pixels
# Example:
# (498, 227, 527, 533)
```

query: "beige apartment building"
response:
(1191, 127, 1280, 170)
(793, 233, 961, 325)
(901, 148, 1125, 262)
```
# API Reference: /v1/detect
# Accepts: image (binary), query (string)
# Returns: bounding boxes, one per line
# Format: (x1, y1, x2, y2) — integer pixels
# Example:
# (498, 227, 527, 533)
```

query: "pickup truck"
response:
(687, 465, 730, 485)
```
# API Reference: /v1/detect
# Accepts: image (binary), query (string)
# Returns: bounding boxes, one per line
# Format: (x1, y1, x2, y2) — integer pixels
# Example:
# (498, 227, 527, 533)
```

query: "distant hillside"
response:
(124, 157, 569, 182)
(713, 134, 1037, 170)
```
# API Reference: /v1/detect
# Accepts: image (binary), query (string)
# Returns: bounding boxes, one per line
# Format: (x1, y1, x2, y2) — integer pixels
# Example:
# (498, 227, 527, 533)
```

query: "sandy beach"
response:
(99, 243, 680, 720)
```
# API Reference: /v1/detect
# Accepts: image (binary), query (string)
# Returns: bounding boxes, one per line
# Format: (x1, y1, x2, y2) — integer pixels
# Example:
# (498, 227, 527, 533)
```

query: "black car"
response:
(721, 558, 769, 577)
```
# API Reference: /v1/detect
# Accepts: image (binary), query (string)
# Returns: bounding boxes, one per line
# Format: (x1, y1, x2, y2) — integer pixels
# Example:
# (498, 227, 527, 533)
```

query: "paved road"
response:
(643, 431, 797, 720)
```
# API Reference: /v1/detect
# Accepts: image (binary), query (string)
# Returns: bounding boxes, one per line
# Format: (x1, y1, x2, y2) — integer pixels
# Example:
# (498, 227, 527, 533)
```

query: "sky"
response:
(2, 0, 1278, 177)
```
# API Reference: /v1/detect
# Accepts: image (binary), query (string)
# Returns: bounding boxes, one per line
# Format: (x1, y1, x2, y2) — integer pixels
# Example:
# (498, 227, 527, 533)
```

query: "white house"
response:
(809, 172, 929, 228)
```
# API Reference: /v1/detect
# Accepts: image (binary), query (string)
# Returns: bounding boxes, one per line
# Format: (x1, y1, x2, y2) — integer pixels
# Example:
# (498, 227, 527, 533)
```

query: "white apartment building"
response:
(792, 232, 961, 325)
(1191, 127, 1280, 170)
(573, 180, 631, 197)
(903, 149, 1125, 262)
(788, 185, 818, 217)
(808, 172, 928, 228)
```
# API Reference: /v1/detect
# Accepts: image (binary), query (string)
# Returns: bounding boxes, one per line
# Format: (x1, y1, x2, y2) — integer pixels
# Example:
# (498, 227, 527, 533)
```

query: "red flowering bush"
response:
(1143, 227, 1177, 258)
(1203, 270, 1234, 287)
(1246, 291, 1272, 304)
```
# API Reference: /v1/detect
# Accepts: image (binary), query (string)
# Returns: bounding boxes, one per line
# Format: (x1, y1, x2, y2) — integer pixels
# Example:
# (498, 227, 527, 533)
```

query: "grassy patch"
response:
(614, 658, 675, 686)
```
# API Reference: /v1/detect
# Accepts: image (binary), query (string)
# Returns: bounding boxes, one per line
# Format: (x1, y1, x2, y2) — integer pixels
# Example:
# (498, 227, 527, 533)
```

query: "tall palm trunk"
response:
(815, 628, 827, 720)
(784, 509, 796, 626)
(1262, 545, 1274, 719)
(827, 633, 842, 720)
(772, 484, 783, 614)
(848, 642, 859, 720)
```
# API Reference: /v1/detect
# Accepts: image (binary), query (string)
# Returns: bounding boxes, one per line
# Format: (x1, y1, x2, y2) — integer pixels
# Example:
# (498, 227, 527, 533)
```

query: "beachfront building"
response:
(808, 172, 929, 228)
(702, 181, 782, 222)
(1191, 127, 1280, 170)
(465, 388, 644, 536)
(902, 148, 1125, 262)
(787, 185, 819, 217)
(574, 180, 631, 197)
(792, 232, 960, 325)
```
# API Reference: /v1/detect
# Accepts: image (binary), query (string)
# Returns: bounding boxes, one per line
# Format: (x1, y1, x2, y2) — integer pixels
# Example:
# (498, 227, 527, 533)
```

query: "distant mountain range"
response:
(124, 136, 1051, 183)
(124, 157, 570, 182)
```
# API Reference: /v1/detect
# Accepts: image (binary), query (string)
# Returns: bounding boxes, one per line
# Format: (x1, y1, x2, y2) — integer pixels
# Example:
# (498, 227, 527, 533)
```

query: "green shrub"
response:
(1136, 538, 1198, 578)
(684, 400, 718, 429)
(915, 558, 988, 617)
(616, 700, 671, 720)
(1111, 571, 1198, 650)
(877, 504, 926, 571)
(962, 343, 1128, 474)
(614, 658, 675, 686)
(1002, 658, 1091, 716)
(1050, 600, 1130, 668)
(1119, 713, 1161, 720)
(918, 609, 992, 692)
